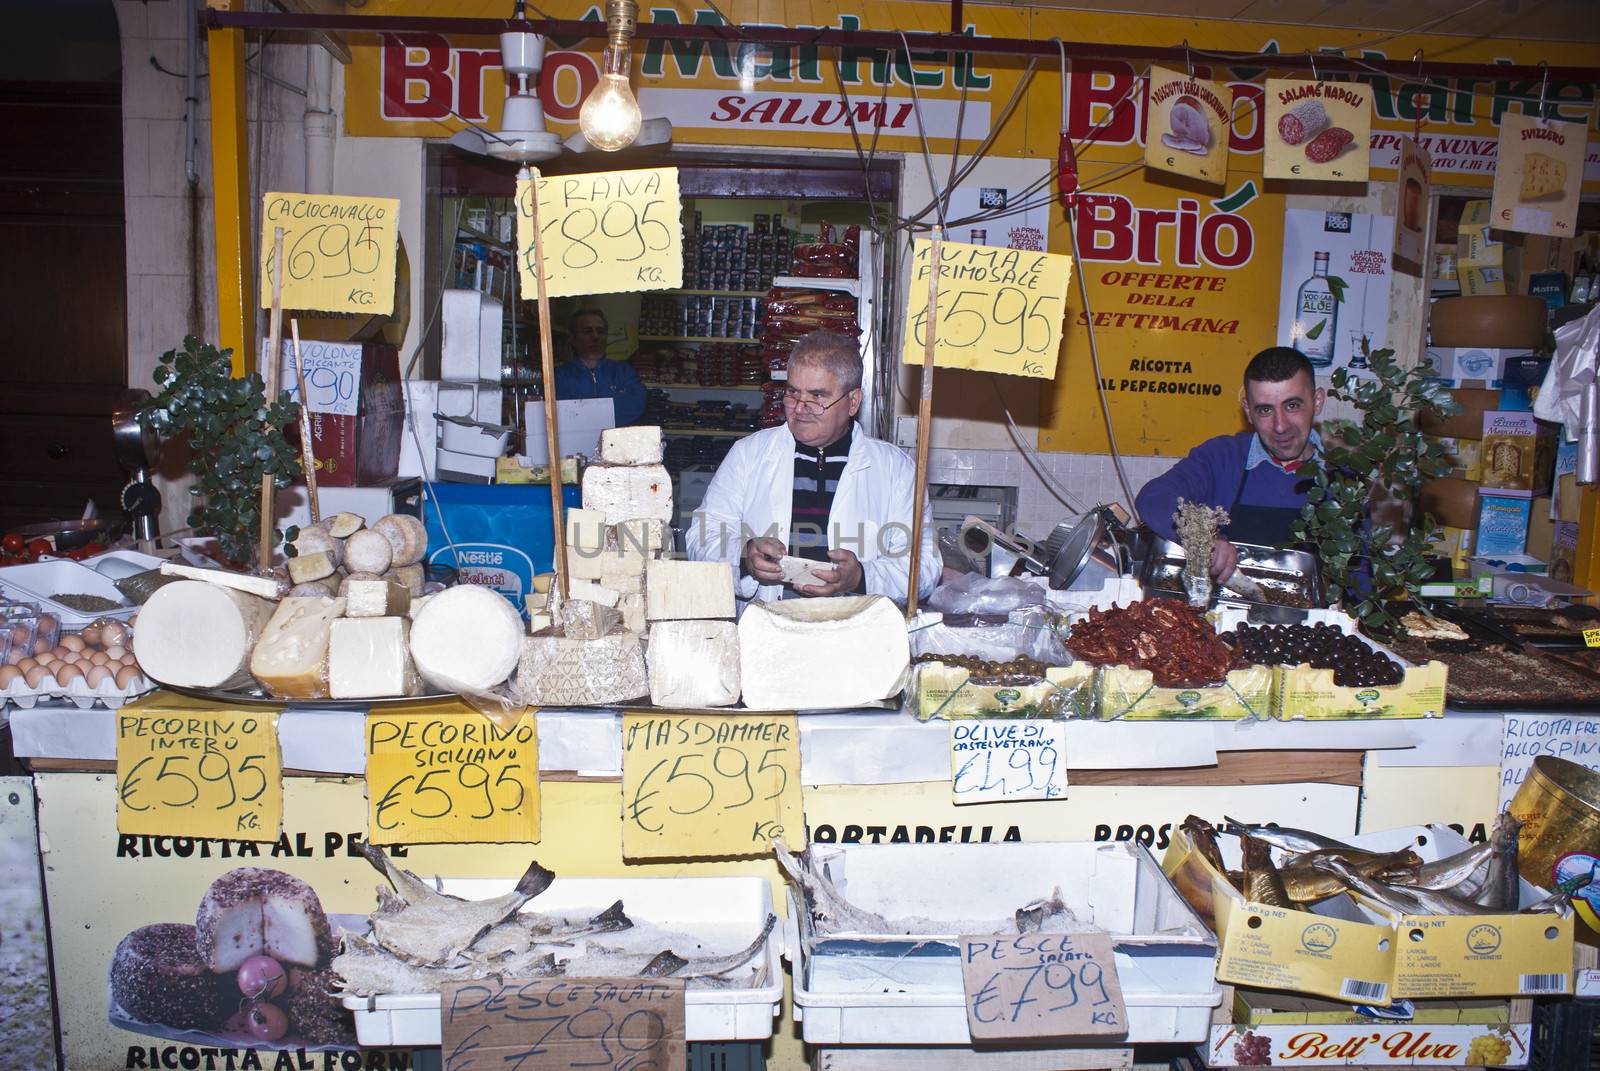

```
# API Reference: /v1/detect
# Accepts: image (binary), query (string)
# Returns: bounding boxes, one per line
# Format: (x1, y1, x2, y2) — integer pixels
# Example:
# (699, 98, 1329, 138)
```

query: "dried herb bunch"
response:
(1293, 345, 1459, 641)
(138, 336, 302, 566)
(1174, 499, 1231, 582)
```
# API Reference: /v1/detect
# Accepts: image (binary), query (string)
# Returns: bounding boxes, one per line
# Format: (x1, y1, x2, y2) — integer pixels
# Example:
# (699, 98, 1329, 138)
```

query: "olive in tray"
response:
(1220, 622, 1405, 688)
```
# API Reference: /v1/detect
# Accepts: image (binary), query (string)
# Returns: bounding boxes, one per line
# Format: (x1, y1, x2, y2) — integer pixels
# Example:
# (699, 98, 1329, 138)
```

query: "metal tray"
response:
(1141, 537, 1323, 614)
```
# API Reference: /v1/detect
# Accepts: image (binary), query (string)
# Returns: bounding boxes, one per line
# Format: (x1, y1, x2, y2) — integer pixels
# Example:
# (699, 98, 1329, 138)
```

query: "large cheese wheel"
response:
(131, 581, 274, 691)
(409, 585, 523, 692)
(1429, 296, 1547, 348)
(738, 595, 909, 710)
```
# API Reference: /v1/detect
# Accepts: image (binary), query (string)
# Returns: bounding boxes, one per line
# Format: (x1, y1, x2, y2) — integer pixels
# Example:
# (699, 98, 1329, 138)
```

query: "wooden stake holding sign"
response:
(906, 232, 943, 620)
(259, 229, 286, 570)
(288, 319, 322, 525)
(520, 169, 571, 603)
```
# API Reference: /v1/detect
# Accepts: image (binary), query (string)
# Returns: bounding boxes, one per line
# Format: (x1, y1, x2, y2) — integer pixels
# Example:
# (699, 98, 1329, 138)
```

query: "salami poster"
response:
(1264, 79, 1374, 182)
(1144, 66, 1231, 186)
(1490, 113, 1587, 238)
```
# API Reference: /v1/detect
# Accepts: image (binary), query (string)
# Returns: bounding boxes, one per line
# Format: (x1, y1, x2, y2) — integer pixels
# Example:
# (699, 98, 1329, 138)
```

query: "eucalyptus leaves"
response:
(138, 336, 302, 566)
(1293, 345, 1459, 641)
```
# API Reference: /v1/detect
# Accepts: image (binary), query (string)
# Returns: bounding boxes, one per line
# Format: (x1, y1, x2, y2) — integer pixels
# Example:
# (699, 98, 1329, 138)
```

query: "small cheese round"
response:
(373, 514, 427, 567)
(343, 530, 393, 575)
(292, 525, 343, 568)
(410, 586, 523, 692)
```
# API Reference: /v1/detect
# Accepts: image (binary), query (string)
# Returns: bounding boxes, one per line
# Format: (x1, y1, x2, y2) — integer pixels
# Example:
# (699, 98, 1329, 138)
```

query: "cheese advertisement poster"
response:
(1144, 66, 1231, 186)
(1490, 113, 1586, 237)
(1264, 79, 1374, 182)
(1393, 136, 1432, 275)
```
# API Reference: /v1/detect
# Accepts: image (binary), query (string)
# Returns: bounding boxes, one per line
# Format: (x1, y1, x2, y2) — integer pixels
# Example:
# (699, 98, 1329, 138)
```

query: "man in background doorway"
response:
(553, 308, 646, 425)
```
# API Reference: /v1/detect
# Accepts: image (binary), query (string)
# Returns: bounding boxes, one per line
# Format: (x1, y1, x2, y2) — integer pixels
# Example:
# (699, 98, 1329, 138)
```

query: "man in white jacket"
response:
(685, 330, 939, 608)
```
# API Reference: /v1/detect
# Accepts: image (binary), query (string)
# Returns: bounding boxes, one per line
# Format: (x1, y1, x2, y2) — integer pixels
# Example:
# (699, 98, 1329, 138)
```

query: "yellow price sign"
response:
(259, 192, 400, 314)
(116, 710, 282, 840)
(901, 239, 1073, 379)
(365, 710, 540, 844)
(1585, 628, 1600, 648)
(621, 713, 803, 860)
(516, 167, 682, 299)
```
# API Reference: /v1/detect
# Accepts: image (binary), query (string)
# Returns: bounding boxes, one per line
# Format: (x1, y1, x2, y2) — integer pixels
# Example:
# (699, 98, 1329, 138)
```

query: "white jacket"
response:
(684, 423, 941, 607)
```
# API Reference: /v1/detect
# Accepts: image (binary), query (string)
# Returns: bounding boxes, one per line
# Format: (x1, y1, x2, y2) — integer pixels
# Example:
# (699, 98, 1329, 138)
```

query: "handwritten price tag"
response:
(950, 720, 1068, 805)
(260, 192, 399, 314)
(621, 713, 803, 859)
(365, 710, 540, 845)
(961, 931, 1128, 1041)
(517, 168, 682, 299)
(441, 976, 684, 1071)
(901, 239, 1072, 379)
(259, 338, 363, 418)
(116, 711, 282, 840)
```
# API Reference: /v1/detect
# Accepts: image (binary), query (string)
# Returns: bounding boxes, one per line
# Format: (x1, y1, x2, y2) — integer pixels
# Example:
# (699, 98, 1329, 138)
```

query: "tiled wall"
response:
(924, 446, 1179, 538)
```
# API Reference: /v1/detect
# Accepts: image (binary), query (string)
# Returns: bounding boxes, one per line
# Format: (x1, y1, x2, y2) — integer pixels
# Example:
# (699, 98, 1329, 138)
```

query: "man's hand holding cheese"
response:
(686, 330, 939, 609)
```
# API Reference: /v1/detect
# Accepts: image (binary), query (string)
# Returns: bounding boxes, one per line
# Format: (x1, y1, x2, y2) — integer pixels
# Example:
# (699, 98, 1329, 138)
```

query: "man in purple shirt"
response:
(1135, 347, 1325, 584)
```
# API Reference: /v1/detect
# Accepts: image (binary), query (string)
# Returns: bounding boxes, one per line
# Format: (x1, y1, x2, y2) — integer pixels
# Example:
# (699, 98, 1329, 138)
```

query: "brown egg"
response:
(32, 638, 51, 656)
(85, 665, 112, 688)
(16, 657, 36, 674)
(0, 665, 19, 688)
(53, 663, 83, 686)
(2, 649, 20, 666)
(24, 665, 51, 688)
(89, 652, 108, 667)
(81, 625, 101, 647)
(37, 614, 57, 633)
(12, 625, 33, 647)
(114, 664, 140, 690)
(104, 645, 128, 663)
(36, 652, 57, 668)
(100, 622, 129, 648)
(60, 634, 85, 653)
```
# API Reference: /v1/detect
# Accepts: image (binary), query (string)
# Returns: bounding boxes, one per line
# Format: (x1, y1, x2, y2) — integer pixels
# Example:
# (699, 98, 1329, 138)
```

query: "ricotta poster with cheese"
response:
(1490, 113, 1586, 237)
(1144, 66, 1230, 186)
(1264, 79, 1373, 182)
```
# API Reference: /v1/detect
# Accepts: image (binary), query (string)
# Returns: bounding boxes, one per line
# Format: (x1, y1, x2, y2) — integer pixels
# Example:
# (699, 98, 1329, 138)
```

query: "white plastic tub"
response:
(342, 873, 783, 1045)
(788, 841, 1221, 1046)
(0, 558, 138, 622)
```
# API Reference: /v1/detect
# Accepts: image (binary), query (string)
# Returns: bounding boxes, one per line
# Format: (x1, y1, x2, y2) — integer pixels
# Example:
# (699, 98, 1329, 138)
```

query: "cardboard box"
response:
(1423, 436, 1481, 482)
(1526, 499, 1555, 562)
(1425, 525, 1474, 572)
(260, 340, 404, 487)
(1456, 200, 1502, 267)
(1476, 489, 1535, 556)
(1480, 411, 1555, 492)
(1228, 989, 1512, 1027)
(1419, 388, 1500, 439)
(1097, 664, 1274, 721)
(1275, 610, 1445, 720)
(1423, 346, 1522, 386)
(1459, 263, 1507, 296)
(494, 456, 580, 485)
(1549, 520, 1579, 583)
(914, 661, 1093, 720)
(1554, 440, 1579, 521)
(1498, 356, 1552, 412)
(1420, 477, 1481, 530)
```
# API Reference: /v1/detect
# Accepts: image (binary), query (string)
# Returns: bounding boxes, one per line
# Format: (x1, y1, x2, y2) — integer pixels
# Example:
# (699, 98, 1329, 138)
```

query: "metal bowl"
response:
(9, 518, 122, 552)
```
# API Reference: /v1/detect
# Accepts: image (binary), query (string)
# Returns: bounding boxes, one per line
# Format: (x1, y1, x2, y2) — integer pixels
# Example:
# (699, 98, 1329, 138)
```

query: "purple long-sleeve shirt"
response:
(1136, 431, 1316, 543)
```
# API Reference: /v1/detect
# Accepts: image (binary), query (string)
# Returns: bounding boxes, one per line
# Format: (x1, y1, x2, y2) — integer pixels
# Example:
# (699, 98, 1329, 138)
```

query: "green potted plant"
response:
(1293, 345, 1461, 641)
(138, 336, 303, 567)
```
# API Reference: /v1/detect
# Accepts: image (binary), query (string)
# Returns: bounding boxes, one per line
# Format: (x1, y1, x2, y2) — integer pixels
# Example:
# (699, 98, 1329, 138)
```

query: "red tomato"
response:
(26, 538, 51, 558)
(1, 534, 22, 555)
(82, 542, 108, 556)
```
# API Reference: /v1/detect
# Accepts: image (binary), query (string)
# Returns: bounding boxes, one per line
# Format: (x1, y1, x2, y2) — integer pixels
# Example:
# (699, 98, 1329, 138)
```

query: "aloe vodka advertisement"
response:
(1276, 209, 1394, 378)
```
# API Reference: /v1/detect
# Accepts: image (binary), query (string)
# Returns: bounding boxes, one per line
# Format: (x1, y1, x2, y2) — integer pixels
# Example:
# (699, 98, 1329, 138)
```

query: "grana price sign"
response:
(116, 710, 282, 840)
(259, 192, 400, 314)
(365, 708, 540, 845)
(441, 976, 684, 1071)
(901, 239, 1073, 379)
(516, 167, 683, 298)
(620, 712, 803, 859)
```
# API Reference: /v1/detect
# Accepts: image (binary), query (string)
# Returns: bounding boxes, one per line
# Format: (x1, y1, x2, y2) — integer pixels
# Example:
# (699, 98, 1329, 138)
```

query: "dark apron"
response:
(1227, 463, 1303, 548)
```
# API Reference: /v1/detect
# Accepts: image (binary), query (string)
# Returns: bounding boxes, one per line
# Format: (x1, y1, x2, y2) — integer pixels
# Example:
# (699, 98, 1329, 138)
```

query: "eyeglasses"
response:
(782, 387, 854, 415)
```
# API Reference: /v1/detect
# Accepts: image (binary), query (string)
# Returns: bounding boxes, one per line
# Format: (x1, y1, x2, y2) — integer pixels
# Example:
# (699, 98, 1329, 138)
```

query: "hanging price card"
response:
(1490, 113, 1585, 238)
(259, 192, 400, 314)
(517, 168, 682, 299)
(365, 708, 540, 845)
(961, 931, 1128, 1041)
(950, 720, 1068, 804)
(1264, 79, 1373, 182)
(116, 710, 282, 840)
(621, 713, 803, 859)
(441, 977, 685, 1071)
(900, 239, 1073, 379)
(1144, 66, 1231, 186)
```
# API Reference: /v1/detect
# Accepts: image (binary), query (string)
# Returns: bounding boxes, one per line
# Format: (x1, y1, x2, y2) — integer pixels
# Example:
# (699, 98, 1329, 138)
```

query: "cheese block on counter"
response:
(645, 560, 735, 620)
(516, 633, 648, 705)
(553, 597, 621, 640)
(344, 578, 410, 618)
(329, 617, 418, 698)
(738, 595, 910, 710)
(385, 564, 425, 597)
(158, 563, 287, 600)
(608, 518, 669, 555)
(249, 596, 347, 699)
(287, 551, 337, 585)
(647, 620, 740, 708)
(133, 581, 275, 691)
(600, 426, 664, 465)
(409, 586, 523, 692)
(618, 594, 645, 633)
(580, 463, 673, 525)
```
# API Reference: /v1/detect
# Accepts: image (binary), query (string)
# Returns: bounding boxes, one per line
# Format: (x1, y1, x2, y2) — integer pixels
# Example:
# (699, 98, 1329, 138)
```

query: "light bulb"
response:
(579, 45, 641, 151)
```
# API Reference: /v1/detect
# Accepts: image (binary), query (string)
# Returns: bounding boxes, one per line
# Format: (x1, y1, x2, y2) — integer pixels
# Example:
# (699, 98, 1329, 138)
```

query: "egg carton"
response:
(0, 671, 155, 711)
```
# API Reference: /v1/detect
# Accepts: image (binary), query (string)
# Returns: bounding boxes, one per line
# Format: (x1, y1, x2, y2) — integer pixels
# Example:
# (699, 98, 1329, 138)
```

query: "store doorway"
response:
(0, 0, 127, 530)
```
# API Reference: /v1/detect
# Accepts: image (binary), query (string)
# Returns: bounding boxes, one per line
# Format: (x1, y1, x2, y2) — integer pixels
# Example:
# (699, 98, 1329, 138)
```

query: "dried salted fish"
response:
(1477, 812, 1523, 911)
(1016, 889, 1076, 933)
(1279, 848, 1421, 904)
(1407, 841, 1495, 893)
(361, 842, 555, 967)
(331, 932, 563, 997)
(1223, 816, 1357, 854)
(1241, 833, 1294, 909)
(1311, 857, 1567, 917)
(774, 841, 894, 934)
(638, 915, 776, 983)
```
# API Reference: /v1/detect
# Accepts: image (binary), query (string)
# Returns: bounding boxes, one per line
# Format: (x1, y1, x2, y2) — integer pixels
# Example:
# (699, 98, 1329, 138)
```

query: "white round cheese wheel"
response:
(131, 581, 274, 691)
(409, 585, 523, 692)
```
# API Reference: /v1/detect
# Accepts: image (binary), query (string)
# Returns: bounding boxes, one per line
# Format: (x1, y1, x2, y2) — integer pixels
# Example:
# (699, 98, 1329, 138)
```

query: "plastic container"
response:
(0, 558, 138, 623)
(787, 841, 1221, 1045)
(342, 874, 783, 1045)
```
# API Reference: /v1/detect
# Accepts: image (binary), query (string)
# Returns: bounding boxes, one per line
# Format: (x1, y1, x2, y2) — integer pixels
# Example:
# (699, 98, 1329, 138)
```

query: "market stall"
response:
(3, 2, 1600, 1070)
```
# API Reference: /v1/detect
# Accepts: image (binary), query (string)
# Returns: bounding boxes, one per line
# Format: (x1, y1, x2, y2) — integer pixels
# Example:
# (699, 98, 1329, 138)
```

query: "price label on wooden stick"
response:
(900, 239, 1073, 379)
(116, 711, 282, 840)
(961, 931, 1127, 1041)
(365, 710, 540, 845)
(621, 713, 803, 859)
(441, 976, 685, 1071)
(259, 192, 400, 314)
(516, 168, 683, 298)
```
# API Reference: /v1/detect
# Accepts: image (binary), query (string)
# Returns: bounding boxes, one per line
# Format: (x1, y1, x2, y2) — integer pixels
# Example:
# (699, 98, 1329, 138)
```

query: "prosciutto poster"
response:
(1144, 66, 1231, 186)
